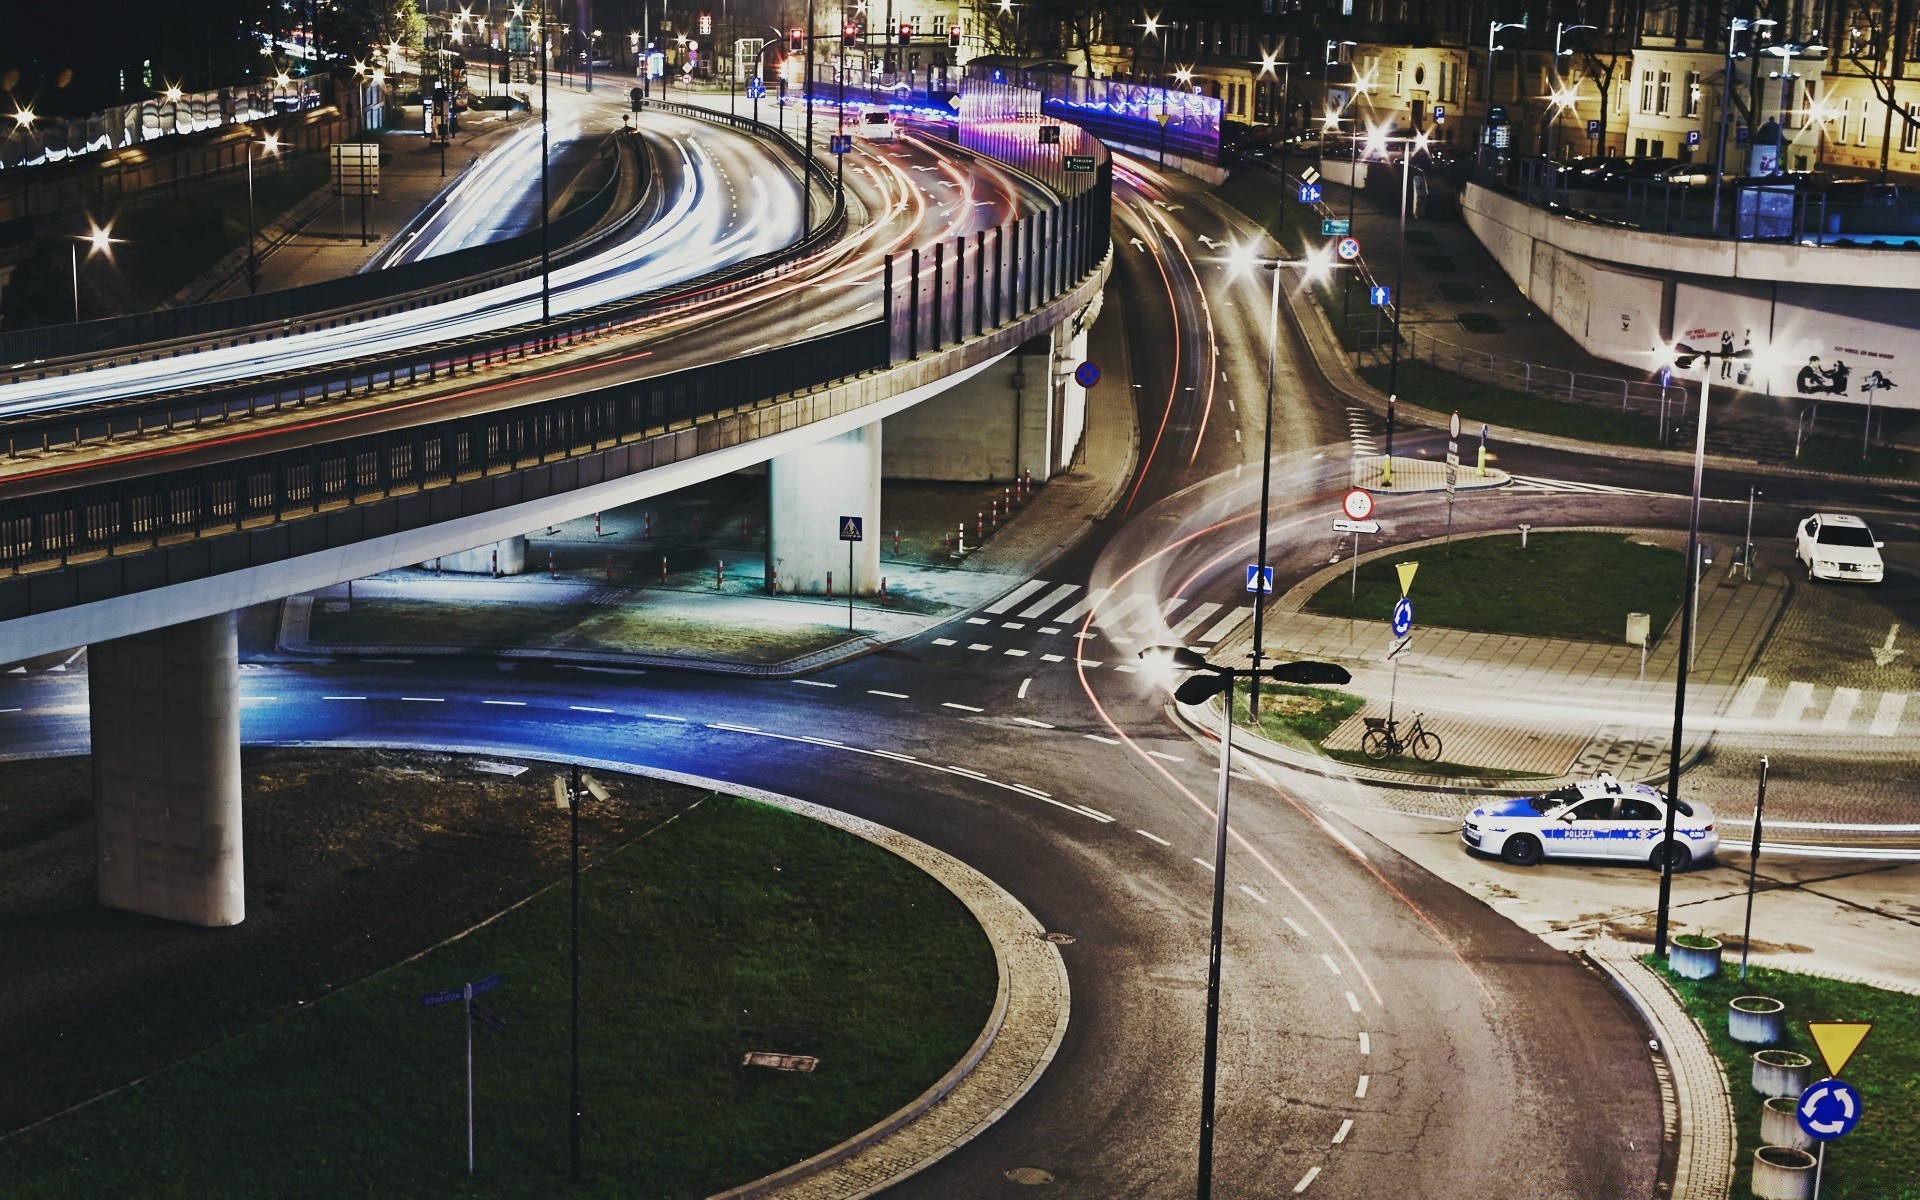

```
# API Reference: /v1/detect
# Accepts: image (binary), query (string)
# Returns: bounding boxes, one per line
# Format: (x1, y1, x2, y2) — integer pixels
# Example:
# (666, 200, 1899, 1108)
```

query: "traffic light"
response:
(843, 21, 859, 47)
(897, 20, 912, 45)
(949, 19, 962, 49)
(789, 26, 803, 52)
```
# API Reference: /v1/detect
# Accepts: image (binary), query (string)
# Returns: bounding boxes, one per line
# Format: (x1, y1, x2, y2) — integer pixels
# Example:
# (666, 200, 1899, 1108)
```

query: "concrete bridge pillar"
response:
(768, 423, 882, 595)
(89, 611, 245, 928)
(427, 536, 528, 575)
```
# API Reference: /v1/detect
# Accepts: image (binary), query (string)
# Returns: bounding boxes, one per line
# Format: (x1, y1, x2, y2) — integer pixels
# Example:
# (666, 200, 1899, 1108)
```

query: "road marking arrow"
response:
(1872, 623, 1904, 667)
(1129, 237, 1148, 251)
(1197, 234, 1222, 249)
(1152, 200, 1184, 211)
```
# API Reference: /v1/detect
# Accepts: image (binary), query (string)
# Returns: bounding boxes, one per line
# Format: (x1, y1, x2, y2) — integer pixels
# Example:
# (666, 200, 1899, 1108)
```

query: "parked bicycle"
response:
(1360, 713, 1443, 763)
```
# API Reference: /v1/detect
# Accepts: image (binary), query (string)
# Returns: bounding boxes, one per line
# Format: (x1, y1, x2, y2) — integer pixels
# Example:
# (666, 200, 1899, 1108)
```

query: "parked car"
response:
(1794, 513, 1886, 583)
(1461, 774, 1718, 870)
(1654, 162, 1730, 187)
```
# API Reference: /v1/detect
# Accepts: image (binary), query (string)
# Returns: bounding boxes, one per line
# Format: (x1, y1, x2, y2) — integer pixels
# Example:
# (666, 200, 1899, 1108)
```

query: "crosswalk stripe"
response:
(984, 579, 1048, 614)
(1775, 681, 1815, 725)
(1093, 592, 1153, 631)
(1821, 687, 1862, 731)
(1870, 692, 1907, 736)
(1123, 597, 1184, 635)
(1019, 582, 1080, 619)
(1198, 606, 1250, 644)
(1727, 676, 1769, 720)
(1170, 601, 1223, 639)
(1053, 586, 1113, 624)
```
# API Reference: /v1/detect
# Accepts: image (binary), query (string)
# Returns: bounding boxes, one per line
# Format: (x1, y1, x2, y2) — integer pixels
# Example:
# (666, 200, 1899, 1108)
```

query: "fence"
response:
(0, 116, 1112, 586)
(0, 80, 323, 172)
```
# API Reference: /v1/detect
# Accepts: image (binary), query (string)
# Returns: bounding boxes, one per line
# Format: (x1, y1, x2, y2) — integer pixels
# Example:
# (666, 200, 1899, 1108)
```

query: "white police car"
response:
(1461, 774, 1718, 870)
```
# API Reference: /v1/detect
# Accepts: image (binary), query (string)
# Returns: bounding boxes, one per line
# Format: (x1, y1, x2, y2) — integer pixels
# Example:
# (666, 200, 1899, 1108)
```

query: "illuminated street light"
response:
(10, 107, 33, 130)
(69, 222, 122, 324)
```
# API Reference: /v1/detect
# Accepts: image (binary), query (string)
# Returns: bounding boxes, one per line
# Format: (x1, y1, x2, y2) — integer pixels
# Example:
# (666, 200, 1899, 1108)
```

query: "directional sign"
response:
(421, 973, 500, 1007)
(1391, 596, 1414, 638)
(747, 77, 766, 99)
(1332, 519, 1381, 534)
(1038, 124, 1061, 145)
(1797, 1079, 1863, 1141)
(1807, 1022, 1873, 1077)
(1321, 217, 1351, 236)
(471, 1002, 508, 1035)
(1245, 565, 1274, 594)
(1342, 488, 1375, 521)
(1064, 154, 1096, 173)
(1369, 285, 1390, 306)
(1298, 183, 1323, 203)
(839, 516, 864, 542)
(1433, 105, 1446, 122)
(1587, 118, 1602, 139)
(829, 134, 852, 154)
(1074, 360, 1101, 388)
(1336, 236, 1361, 261)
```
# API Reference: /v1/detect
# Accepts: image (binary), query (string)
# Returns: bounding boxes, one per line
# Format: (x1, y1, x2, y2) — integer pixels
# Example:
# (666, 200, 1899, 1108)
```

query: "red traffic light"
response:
(897, 20, 912, 45)
(789, 26, 803, 51)
(842, 22, 859, 46)
(949, 20, 962, 48)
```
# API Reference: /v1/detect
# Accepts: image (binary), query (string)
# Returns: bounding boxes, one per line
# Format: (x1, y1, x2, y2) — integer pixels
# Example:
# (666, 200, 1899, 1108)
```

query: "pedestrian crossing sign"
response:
(839, 516, 864, 542)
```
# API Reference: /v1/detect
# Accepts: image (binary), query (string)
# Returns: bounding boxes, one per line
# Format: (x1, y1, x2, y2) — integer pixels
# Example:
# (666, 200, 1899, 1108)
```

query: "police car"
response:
(1461, 774, 1718, 870)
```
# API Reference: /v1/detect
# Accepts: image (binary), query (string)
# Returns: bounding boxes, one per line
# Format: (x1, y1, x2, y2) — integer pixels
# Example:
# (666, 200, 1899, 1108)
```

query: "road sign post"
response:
(1386, 571, 1417, 735)
(1245, 565, 1274, 594)
(1445, 410, 1460, 553)
(840, 515, 864, 630)
(1342, 489, 1375, 599)
(422, 973, 504, 1175)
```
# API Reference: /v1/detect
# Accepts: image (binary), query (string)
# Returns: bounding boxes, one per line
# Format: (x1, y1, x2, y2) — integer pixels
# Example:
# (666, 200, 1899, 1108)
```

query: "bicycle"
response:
(1360, 713, 1443, 763)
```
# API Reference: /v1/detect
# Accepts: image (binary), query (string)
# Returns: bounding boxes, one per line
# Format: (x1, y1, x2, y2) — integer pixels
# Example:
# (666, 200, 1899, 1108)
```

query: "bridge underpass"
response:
(0, 97, 1111, 926)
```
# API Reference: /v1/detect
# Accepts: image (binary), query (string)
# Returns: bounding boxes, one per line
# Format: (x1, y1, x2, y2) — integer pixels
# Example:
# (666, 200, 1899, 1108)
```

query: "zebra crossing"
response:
(1345, 407, 1378, 458)
(1723, 675, 1915, 738)
(931, 579, 1250, 659)
(1506, 474, 1672, 498)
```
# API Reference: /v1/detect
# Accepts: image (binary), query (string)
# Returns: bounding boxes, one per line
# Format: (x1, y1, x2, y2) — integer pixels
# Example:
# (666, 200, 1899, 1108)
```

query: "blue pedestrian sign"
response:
(1369, 285, 1391, 306)
(1074, 360, 1101, 388)
(1245, 565, 1274, 594)
(1686, 129, 1701, 147)
(1797, 1079, 1863, 1141)
(1391, 597, 1414, 638)
(839, 516, 864, 542)
(1298, 183, 1323, 204)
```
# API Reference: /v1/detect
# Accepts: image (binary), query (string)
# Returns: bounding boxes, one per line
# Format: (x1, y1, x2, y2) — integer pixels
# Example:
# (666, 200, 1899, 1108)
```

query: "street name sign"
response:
(1332, 519, 1380, 534)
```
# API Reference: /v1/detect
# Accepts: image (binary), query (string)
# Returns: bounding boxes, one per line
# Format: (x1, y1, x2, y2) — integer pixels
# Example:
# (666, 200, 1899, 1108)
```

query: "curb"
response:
(1585, 941, 1735, 1200)
(261, 740, 1072, 1200)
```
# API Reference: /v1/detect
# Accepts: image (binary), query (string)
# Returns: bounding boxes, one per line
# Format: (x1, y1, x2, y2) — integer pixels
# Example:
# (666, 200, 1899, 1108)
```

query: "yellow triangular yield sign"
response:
(1807, 1022, 1872, 1077)
(1395, 561, 1419, 597)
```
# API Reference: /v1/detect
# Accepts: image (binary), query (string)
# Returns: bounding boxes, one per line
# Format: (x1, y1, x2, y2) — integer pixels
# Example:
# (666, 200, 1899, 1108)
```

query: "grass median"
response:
(1306, 530, 1684, 643)
(1360, 361, 1667, 448)
(0, 794, 996, 1198)
(1651, 958, 1918, 1200)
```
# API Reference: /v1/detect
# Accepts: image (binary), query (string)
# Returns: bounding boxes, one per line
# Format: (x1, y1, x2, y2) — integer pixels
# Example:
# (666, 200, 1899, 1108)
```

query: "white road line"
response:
(1194, 858, 1216, 872)
(1169, 601, 1223, 639)
(1727, 675, 1768, 720)
(1358, 1032, 1370, 1055)
(1332, 1118, 1353, 1144)
(1870, 691, 1906, 736)
(1122, 596, 1183, 635)
(968, 644, 993, 652)
(1238, 885, 1268, 904)
(1355, 1075, 1369, 1099)
(1346, 991, 1362, 1013)
(569, 706, 614, 714)
(1321, 953, 1342, 975)
(1198, 606, 1249, 644)
(1005, 649, 1030, 657)
(1085, 733, 1120, 744)
(794, 680, 837, 688)
(1293, 1167, 1321, 1194)
(1017, 677, 1032, 699)
(965, 617, 990, 625)
(984, 579, 1049, 613)
(1137, 829, 1171, 846)
(1013, 717, 1055, 728)
(943, 702, 985, 712)
(799, 736, 845, 746)
(645, 713, 687, 721)
(1092, 591, 1153, 631)
(0, 707, 19, 714)
(1284, 917, 1309, 937)
(1311, 812, 1370, 861)
(1039, 626, 1061, 635)
(869, 690, 909, 699)
(1148, 750, 1185, 762)
(241, 696, 278, 703)
(1077, 659, 1104, 668)
(710, 722, 761, 733)
(1112, 664, 1139, 674)
(1821, 686, 1861, 731)
(1001, 622, 1026, 630)
(1053, 586, 1112, 624)
(932, 638, 957, 646)
(1076, 805, 1116, 823)
(1041, 653, 1065, 662)
(1019, 582, 1080, 618)
(323, 695, 368, 701)
(401, 697, 445, 702)
(1775, 680, 1815, 724)
(947, 766, 989, 778)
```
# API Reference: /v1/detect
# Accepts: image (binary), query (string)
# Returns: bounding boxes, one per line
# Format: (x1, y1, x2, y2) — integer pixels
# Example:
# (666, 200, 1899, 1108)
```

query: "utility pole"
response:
(803, 0, 816, 235)
(540, 0, 551, 322)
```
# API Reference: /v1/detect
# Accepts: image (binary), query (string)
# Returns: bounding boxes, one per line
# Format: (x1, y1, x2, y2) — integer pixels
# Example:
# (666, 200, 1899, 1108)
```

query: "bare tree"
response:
(1841, 0, 1919, 178)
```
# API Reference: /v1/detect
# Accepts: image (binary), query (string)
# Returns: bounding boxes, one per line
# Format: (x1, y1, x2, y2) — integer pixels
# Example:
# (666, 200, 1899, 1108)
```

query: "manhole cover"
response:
(1041, 932, 1075, 944)
(1005, 1167, 1055, 1185)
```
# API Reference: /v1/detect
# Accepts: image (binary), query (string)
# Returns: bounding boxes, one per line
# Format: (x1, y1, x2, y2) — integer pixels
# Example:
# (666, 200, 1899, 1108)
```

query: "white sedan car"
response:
(1794, 513, 1885, 583)
(1461, 774, 1718, 870)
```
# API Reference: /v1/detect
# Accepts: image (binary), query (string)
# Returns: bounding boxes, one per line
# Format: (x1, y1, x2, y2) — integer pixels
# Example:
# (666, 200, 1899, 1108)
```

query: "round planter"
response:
(1670, 935, 1722, 980)
(1760, 1095, 1816, 1153)
(1751, 1144, 1817, 1199)
(1730, 995, 1786, 1045)
(1751, 1049, 1812, 1098)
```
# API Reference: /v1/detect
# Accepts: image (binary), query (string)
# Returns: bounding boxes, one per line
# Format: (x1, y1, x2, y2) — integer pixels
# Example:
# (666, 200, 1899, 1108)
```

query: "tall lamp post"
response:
(1378, 127, 1431, 487)
(1762, 36, 1827, 171)
(1141, 648, 1351, 1200)
(1712, 17, 1773, 233)
(68, 223, 118, 323)
(1480, 17, 1528, 179)
(1549, 22, 1594, 189)
(244, 130, 281, 295)
(1652, 339, 1749, 957)
(553, 766, 612, 1185)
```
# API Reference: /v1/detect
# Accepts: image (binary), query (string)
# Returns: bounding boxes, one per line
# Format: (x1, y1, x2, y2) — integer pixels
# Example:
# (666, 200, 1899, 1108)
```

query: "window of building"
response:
(1395, 59, 1405, 95)
(1859, 101, 1872, 145)
(910, 14, 921, 35)
(932, 14, 945, 36)
(1838, 97, 1851, 144)
(1684, 71, 1701, 117)
(1656, 70, 1672, 114)
(1640, 69, 1656, 113)
(1904, 103, 1919, 152)
(1368, 0, 1384, 22)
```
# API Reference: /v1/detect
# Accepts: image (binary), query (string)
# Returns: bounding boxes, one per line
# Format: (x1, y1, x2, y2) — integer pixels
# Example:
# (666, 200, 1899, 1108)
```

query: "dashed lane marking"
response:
(1321, 953, 1342, 975)
(933, 638, 957, 646)
(401, 697, 445, 703)
(1346, 991, 1362, 1013)
(1085, 734, 1120, 744)
(1293, 1167, 1321, 1194)
(1005, 648, 1030, 657)
(323, 695, 368, 701)
(1013, 717, 1055, 728)
(1148, 750, 1185, 762)
(869, 690, 909, 699)
(645, 713, 687, 722)
(1041, 653, 1066, 662)
(1332, 1118, 1353, 1144)
(1238, 885, 1268, 904)
(969, 644, 993, 652)
(943, 702, 986, 712)
(569, 706, 614, 714)
(1284, 917, 1310, 937)
(1355, 1075, 1369, 1099)
(1359, 1032, 1370, 1055)
(1137, 829, 1171, 846)
(1017, 677, 1032, 699)
(793, 680, 837, 688)
(1001, 622, 1026, 630)
(1194, 858, 1216, 872)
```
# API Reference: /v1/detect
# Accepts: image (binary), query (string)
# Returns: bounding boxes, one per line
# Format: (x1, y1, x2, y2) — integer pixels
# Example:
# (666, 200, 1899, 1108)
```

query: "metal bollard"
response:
(881, 578, 888, 606)
(958, 522, 968, 555)
(717, 560, 724, 590)
(595, 512, 602, 538)
(827, 571, 833, 599)
(605, 554, 613, 581)
(661, 555, 668, 583)
(491, 548, 499, 578)
(1519, 524, 1532, 549)
(894, 529, 901, 554)
(435, 557, 442, 576)
(548, 549, 556, 578)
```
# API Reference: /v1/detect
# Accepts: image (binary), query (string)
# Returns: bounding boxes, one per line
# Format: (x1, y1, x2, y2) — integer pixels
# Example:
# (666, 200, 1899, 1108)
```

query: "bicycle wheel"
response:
(1360, 729, 1393, 761)
(1411, 730, 1443, 762)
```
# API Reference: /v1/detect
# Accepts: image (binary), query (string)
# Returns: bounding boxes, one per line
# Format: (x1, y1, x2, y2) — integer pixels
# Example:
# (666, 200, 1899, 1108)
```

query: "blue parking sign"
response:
(1370, 285, 1390, 306)
(1298, 183, 1323, 204)
(1686, 129, 1701, 147)
(1433, 105, 1446, 122)
(1587, 119, 1601, 139)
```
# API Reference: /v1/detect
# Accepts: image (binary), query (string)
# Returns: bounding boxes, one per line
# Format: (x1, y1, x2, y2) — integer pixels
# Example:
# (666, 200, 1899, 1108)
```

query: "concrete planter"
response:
(1752, 1049, 1813, 1098)
(1751, 1145, 1818, 1199)
(1761, 1095, 1816, 1152)
(1730, 995, 1787, 1045)
(1670, 935, 1722, 979)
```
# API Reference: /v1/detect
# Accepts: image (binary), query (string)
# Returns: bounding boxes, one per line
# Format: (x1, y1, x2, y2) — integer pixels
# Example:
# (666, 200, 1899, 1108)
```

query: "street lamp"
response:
(244, 130, 281, 294)
(1652, 339, 1749, 958)
(1712, 17, 1774, 233)
(552, 765, 612, 1185)
(1481, 17, 1528, 178)
(1762, 36, 1827, 170)
(1380, 128, 1431, 487)
(69, 222, 119, 323)
(1140, 647, 1351, 1200)
(1549, 22, 1594, 177)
